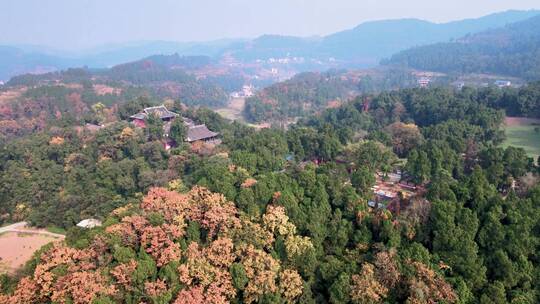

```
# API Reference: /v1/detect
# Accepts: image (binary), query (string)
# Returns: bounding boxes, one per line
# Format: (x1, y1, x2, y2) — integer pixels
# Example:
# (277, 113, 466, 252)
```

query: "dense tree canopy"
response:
(384, 15, 540, 80)
(1, 82, 540, 303)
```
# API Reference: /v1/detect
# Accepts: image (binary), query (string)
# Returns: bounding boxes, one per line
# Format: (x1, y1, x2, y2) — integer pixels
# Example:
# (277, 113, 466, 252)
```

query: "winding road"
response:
(0, 222, 65, 239)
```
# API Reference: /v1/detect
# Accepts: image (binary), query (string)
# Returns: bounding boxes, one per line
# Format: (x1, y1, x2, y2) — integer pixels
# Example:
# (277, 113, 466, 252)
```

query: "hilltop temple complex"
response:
(130, 105, 219, 144)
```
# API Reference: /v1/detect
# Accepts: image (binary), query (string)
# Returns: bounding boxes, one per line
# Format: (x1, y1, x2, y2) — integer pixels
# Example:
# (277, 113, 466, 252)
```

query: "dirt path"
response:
(0, 222, 28, 234)
(0, 222, 65, 239)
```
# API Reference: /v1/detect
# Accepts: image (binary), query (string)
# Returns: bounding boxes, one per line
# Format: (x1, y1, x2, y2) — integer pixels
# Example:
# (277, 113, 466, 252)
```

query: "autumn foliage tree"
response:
(0, 186, 309, 303)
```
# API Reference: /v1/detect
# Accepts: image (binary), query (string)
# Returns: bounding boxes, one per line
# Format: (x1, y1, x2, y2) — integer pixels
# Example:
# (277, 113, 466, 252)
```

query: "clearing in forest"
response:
(215, 97, 246, 121)
(503, 117, 540, 162)
(0, 226, 64, 274)
(216, 97, 271, 129)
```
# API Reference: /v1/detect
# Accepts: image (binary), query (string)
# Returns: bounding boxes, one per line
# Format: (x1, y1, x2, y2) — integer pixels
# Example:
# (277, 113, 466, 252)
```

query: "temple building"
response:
(186, 124, 219, 143)
(130, 105, 219, 144)
(129, 105, 179, 128)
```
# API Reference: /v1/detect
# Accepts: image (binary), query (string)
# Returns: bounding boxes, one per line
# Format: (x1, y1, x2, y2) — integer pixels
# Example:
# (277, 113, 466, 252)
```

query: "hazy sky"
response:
(1, 0, 539, 50)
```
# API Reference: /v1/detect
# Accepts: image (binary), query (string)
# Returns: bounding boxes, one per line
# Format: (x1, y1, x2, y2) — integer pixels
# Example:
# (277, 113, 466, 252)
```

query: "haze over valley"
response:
(1, 9, 539, 81)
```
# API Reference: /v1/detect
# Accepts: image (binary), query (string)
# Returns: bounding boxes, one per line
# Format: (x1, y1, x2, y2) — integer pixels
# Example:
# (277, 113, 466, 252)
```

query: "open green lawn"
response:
(45, 226, 67, 235)
(215, 108, 245, 122)
(503, 124, 540, 162)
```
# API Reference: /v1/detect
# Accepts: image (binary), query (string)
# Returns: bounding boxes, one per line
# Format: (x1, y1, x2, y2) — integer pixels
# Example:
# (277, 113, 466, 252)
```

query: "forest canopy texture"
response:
(0, 82, 540, 303)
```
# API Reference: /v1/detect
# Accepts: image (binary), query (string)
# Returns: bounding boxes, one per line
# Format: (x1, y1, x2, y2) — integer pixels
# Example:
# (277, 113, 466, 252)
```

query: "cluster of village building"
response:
(419, 76, 514, 89)
(367, 169, 426, 215)
(230, 85, 255, 99)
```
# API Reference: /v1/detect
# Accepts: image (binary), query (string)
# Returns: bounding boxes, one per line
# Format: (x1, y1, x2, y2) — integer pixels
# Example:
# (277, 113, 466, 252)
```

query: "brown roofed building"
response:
(186, 124, 219, 142)
(130, 105, 179, 127)
(129, 104, 219, 145)
(183, 117, 195, 127)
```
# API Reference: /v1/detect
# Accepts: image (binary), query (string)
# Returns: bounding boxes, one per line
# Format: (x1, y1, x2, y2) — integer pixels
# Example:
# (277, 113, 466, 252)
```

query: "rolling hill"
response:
(0, 46, 77, 81)
(224, 10, 540, 66)
(0, 10, 538, 81)
(384, 14, 540, 80)
(0, 40, 241, 82)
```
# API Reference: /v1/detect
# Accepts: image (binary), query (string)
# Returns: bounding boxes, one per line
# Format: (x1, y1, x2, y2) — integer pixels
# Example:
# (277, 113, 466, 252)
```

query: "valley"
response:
(215, 97, 246, 122)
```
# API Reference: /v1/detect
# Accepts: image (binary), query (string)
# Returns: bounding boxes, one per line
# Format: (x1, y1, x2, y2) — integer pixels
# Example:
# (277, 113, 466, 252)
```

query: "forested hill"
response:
(384, 14, 540, 80)
(218, 10, 540, 65)
(1, 84, 540, 303)
(8, 54, 217, 87)
(0, 46, 76, 81)
(4, 54, 244, 110)
(111, 54, 213, 71)
(242, 68, 423, 123)
(0, 55, 245, 139)
(0, 41, 237, 81)
(316, 10, 540, 62)
(243, 70, 361, 123)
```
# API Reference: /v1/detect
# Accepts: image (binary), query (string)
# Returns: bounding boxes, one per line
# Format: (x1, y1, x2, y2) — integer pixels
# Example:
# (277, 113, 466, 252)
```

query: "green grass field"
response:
(46, 226, 67, 235)
(215, 108, 245, 122)
(503, 124, 540, 162)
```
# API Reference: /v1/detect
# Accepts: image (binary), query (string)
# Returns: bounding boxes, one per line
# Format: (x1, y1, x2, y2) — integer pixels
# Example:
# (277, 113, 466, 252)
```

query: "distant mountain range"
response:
(1, 10, 539, 81)
(0, 46, 74, 81)
(0, 40, 240, 81)
(227, 10, 540, 65)
(384, 14, 540, 80)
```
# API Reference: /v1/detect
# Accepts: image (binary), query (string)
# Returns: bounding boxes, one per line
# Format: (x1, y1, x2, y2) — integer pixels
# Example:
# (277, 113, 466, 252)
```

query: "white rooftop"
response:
(76, 218, 102, 229)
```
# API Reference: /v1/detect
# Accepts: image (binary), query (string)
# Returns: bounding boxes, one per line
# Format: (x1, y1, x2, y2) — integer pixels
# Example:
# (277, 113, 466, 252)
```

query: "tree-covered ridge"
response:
(0, 82, 151, 139)
(0, 62, 243, 139)
(243, 69, 540, 125)
(222, 10, 540, 66)
(243, 69, 418, 123)
(4, 54, 244, 111)
(243, 71, 357, 123)
(384, 15, 540, 80)
(2, 152, 539, 303)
